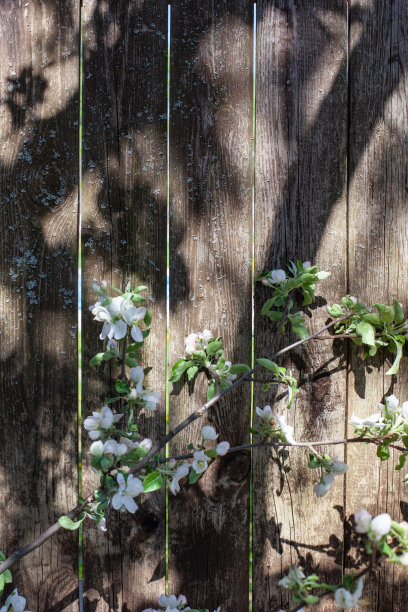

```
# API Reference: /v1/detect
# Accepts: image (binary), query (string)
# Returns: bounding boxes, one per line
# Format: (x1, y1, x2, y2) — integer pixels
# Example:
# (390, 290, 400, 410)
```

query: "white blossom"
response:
(256, 405, 274, 421)
(349, 413, 385, 428)
(401, 402, 408, 420)
(98, 517, 107, 532)
(369, 513, 392, 542)
(216, 441, 230, 456)
(201, 426, 218, 441)
(142, 391, 161, 411)
(303, 261, 311, 268)
(334, 587, 354, 610)
(128, 367, 160, 410)
(184, 329, 213, 355)
(0, 590, 31, 612)
(192, 450, 210, 474)
(103, 439, 128, 456)
(169, 463, 190, 495)
(90, 440, 104, 456)
(84, 406, 123, 440)
(112, 473, 144, 513)
(138, 438, 153, 452)
(270, 269, 286, 283)
(157, 595, 187, 609)
(385, 394, 399, 413)
(354, 509, 372, 534)
(314, 473, 334, 497)
(331, 456, 349, 475)
(276, 415, 296, 445)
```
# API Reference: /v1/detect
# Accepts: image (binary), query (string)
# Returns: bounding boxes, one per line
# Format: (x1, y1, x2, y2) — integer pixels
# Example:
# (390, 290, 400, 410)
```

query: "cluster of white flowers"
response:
(84, 406, 124, 440)
(142, 594, 220, 612)
(354, 509, 392, 542)
(185, 329, 213, 355)
(0, 590, 31, 612)
(167, 426, 230, 495)
(255, 405, 296, 445)
(350, 394, 408, 429)
(90, 283, 146, 342)
(314, 456, 348, 498)
(334, 577, 364, 610)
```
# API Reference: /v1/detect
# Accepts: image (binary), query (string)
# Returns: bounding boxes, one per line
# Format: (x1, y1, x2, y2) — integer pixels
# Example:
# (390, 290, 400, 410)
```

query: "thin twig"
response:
(154, 436, 406, 464)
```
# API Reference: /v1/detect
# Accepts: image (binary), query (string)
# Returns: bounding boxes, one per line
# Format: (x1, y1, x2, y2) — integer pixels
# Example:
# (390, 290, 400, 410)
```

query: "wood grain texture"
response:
(168, 2, 253, 610)
(346, 1, 408, 609)
(81, 1, 168, 609)
(0, 1, 79, 609)
(253, 2, 348, 610)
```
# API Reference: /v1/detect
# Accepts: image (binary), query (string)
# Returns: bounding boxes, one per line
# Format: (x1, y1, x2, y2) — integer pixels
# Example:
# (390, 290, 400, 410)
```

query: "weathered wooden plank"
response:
(168, 2, 253, 610)
(0, 1, 79, 609)
(81, 1, 168, 609)
(346, 1, 408, 609)
(253, 2, 348, 610)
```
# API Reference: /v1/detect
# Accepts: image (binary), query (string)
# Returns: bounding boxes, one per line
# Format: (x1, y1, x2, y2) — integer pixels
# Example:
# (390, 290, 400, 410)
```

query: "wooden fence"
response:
(1, 0, 408, 610)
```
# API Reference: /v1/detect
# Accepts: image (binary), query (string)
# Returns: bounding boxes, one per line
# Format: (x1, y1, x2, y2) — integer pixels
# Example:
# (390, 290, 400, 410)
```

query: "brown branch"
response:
(0, 316, 348, 575)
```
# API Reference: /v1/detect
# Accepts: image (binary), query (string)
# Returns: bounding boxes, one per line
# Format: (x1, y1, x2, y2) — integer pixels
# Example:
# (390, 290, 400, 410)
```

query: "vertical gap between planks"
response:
(249, 4, 257, 611)
(344, 0, 351, 578)
(165, 3, 171, 597)
(78, 2, 84, 610)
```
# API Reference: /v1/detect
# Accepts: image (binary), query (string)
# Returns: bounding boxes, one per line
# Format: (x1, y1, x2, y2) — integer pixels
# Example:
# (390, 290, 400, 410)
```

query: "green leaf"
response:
(375, 303, 395, 324)
(377, 444, 390, 461)
(187, 365, 199, 381)
(327, 303, 344, 318)
(89, 352, 114, 367)
(131, 294, 146, 303)
(100, 456, 113, 472)
(189, 468, 201, 485)
(395, 454, 407, 471)
(256, 358, 279, 373)
(386, 339, 403, 375)
(58, 515, 84, 530)
(142, 329, 150, 338)
(267, 310, 284, 322)
(304, 595, 319, 605)
(143, 472, 163, 493)
(356, 321, 375, 346)
(308, 454, 320, 469)
(394, 300, 404, 324)
(229, 364, 251, 374)
(115, 380, 130, 394)
(125, 357, 138, 367)
(104, 396, 122, 404)
(207, 380, 217, 401)
(290, 315, 308, 339)
(133, 285, 148, 293)
(169, 359, 195, 383)
(206, 339, 223, 356)
(363, 312, 381, 326)
(261, 298, 274, 316)
(144, 308, 153, 327)
(402, 435, 408, 449)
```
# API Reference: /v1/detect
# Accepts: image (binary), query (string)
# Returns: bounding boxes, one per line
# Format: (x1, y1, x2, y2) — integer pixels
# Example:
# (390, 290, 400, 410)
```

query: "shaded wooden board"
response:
(81, 0, 168, 609)
(167, 1, 253, 611)
(253, 2, 348, 610)
(0, 1, 79, 609)
(346, 1, 408, 609)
